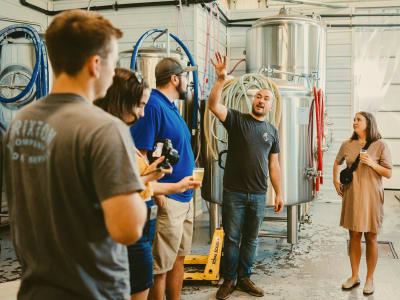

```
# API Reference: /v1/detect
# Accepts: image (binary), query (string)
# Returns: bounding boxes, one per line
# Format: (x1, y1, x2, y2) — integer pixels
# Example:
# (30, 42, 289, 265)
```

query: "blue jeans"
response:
(127, 199, 157, 294)
(222, 191, 266, 280)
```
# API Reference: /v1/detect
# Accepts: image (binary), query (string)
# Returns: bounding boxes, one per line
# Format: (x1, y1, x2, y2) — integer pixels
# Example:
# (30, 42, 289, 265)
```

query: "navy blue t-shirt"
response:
(130, 89, 195, 202)
(222, 109, 280, 194)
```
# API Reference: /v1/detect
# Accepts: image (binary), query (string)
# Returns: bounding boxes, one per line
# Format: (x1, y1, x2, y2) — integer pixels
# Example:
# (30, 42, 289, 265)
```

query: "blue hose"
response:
(130, 29, 199, 134)
(0, 24, 49, 103)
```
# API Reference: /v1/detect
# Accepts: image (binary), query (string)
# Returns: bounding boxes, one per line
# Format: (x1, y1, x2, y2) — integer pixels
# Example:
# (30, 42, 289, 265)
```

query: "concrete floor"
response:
(0, 191, 399, 299)
(182, 190, 400, 300)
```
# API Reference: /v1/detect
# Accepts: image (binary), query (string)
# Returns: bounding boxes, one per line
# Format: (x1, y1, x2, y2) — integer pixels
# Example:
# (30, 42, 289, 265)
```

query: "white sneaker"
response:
(342, 277, 360, 290)
(363, 279, 374, 295)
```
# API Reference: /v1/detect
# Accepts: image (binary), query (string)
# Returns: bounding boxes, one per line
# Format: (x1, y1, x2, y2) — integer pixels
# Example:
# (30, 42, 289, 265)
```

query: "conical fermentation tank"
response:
(246, 8, 326, 89)
(245, 9, 326, 207)
(118, 46, 193, 124)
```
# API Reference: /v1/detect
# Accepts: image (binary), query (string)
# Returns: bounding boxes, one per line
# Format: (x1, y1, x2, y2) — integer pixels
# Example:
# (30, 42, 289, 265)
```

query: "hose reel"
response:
(0, 64, 35, 110)
(0, 24, 49, 105)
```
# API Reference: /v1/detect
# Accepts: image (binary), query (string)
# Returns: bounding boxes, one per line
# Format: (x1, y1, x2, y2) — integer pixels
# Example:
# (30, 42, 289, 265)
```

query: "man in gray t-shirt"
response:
(207, 52, 284, 300)
(3, 10, 146, 300)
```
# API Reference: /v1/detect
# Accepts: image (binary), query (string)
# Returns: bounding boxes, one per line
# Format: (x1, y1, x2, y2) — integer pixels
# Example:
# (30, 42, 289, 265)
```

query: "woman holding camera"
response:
(94, 67, 200, 300)
(333, 111, 392, 295)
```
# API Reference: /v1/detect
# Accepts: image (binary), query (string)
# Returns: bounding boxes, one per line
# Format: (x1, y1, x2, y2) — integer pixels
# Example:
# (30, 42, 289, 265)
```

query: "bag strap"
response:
(349, 140, 372, 171)
(363, 140, 372, 150)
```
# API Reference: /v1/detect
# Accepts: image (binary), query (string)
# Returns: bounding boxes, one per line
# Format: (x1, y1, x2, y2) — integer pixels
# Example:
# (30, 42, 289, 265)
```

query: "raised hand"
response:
(210, 51, 227, 81)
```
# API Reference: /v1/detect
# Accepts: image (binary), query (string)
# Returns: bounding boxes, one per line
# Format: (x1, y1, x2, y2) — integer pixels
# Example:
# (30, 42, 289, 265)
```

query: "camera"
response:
(150, 139, 179, 169)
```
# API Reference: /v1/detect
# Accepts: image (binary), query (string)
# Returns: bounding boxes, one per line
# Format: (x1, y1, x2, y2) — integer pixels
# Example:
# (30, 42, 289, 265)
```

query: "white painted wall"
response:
(0, 0, 48, 31)
(51, 1, 227, 98)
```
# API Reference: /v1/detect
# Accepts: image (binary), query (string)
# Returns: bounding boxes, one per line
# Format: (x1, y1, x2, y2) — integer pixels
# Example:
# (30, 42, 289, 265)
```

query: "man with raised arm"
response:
(207, 52, 284, 300)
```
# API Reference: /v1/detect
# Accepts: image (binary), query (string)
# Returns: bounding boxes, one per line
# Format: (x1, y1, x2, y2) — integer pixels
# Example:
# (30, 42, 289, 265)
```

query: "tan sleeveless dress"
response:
(335, 139, 392, 233)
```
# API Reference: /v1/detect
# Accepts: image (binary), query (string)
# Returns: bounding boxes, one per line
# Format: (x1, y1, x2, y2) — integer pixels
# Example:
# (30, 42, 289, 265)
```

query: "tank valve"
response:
(305, 168, 319, 179)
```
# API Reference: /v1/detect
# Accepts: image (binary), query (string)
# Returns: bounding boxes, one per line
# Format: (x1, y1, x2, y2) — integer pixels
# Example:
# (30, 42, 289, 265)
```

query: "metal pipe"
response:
(229, 23, 400, 28)
(258, 231, 287, 239)
(319, 13, 400, 18)
(152, 29, 168, 42)
(0, 16, 44, 32)
(287, 205, 298, 245)
(166, 29, 170, 57)
(272, 0, 348, 9)
(20, 0, 400, 28)
(227, 18, 258, 23)
(209, 203, 219, 241)
(229, 24, 252, 27)
(19, 0, 216, 16)
(200, 3, 229, 27)
(226, 13, 400, 27)
(330, 24, 400, 27)
(263, 216, 288, 222)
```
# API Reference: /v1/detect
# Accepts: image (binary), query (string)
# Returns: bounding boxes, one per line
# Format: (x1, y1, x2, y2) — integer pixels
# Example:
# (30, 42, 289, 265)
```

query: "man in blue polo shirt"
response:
(131, 57, 197, 300)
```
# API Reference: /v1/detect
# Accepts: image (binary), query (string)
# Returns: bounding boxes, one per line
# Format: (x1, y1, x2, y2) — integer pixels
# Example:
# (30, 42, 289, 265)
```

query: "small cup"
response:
(360, 149, 368, 159)
(193, 168, 204, 182)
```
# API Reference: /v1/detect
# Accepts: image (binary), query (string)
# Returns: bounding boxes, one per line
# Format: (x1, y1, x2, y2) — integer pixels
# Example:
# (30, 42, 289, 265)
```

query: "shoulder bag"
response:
(339, 140, 372, 185)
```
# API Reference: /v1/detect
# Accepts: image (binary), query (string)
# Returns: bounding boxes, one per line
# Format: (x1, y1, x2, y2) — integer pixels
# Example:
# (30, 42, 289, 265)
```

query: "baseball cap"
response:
(155, 57, 197, 82)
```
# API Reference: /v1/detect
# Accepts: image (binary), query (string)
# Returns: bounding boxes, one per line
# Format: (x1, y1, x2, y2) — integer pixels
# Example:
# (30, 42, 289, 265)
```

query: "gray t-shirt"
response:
(3, 93, 145, 300)
(222, 109, 280, 194)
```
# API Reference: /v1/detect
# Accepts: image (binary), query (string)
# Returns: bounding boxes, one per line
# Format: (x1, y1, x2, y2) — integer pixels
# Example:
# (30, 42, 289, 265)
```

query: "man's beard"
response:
(252, 106, 267, 117)
(177, 79, 187, 100)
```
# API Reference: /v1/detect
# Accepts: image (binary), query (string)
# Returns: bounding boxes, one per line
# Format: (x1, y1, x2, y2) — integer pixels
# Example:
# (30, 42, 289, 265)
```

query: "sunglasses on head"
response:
(132, 71, 143, 84)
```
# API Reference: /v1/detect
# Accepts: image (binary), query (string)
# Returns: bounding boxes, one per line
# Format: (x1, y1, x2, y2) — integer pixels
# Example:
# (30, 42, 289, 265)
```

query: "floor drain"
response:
(347, 240, 398, 259)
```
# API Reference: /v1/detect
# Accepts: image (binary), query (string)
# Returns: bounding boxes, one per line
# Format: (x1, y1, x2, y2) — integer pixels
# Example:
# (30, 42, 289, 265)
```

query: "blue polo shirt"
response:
(130, 89, 195, 202)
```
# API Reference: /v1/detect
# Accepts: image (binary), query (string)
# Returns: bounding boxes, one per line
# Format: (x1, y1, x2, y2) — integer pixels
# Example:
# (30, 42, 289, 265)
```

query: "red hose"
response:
(317, 89, 323, 186)
(313, 87, 320, 192)
(320, 92, 324, 184)
(310, 87, 325, 192)
(308, 97, 315, 192)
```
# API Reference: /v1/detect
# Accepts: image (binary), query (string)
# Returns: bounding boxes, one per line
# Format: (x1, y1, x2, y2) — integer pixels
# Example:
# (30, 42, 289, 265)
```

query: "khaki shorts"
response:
(152, 197, 193, 274)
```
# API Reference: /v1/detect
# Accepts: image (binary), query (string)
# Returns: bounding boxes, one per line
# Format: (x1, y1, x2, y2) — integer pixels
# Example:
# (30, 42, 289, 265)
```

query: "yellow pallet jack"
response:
(184, 228, 224, 285)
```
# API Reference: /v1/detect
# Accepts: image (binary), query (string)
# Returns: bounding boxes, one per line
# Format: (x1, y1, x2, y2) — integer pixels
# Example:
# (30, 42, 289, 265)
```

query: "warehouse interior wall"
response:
(1, 1, 399, 205)
(226, 2, 400, 201)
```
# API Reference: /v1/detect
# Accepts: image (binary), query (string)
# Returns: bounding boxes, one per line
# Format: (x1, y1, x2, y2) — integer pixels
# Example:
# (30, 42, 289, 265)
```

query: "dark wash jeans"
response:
(222, 190, 266, 280)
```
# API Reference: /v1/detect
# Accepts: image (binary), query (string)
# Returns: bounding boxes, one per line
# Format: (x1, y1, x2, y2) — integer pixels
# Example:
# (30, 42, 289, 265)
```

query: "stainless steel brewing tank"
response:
(277, 82, 314, 205)
(246, 10, 326, 87)
(134, 47, 188, 89)
(118, 47, 192, 124)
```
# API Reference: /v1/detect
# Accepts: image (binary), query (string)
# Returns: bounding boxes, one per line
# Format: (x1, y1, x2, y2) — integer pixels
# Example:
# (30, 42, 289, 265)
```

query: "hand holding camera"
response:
(143, 156, 173, 182)
(150, 139, 179, 169)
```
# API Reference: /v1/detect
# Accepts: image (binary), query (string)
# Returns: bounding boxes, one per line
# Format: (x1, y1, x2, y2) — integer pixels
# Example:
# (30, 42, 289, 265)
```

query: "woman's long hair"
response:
(94, 67, 149, 124)
(350, 111, 382, 143)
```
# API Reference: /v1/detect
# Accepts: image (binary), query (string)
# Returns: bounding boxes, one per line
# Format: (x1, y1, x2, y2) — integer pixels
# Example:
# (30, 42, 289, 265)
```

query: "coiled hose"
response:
(0, 24, 49, 103)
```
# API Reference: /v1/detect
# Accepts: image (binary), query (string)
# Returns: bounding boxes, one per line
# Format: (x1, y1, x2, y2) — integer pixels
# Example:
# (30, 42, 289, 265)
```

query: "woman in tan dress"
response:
(333, 111, 392, 295)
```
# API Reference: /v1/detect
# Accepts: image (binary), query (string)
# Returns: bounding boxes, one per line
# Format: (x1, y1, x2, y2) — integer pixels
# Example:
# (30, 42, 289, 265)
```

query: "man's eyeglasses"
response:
(133, 71, 143, 84)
